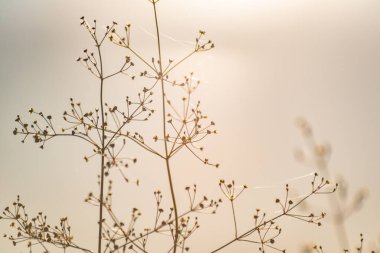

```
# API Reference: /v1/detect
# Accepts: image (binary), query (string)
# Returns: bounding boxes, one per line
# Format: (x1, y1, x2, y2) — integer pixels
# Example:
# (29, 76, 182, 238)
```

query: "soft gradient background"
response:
(1, 0, 380, 252)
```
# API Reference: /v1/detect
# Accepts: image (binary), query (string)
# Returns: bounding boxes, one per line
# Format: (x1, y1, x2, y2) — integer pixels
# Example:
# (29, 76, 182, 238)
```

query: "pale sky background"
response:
(0, 0, 380, 252)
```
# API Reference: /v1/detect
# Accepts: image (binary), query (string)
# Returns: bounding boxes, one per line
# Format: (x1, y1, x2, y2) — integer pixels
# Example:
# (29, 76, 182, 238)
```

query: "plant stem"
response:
(97, 41, 106, 253)
(230, 200, 238, 238)
(152, 2, 179, 252)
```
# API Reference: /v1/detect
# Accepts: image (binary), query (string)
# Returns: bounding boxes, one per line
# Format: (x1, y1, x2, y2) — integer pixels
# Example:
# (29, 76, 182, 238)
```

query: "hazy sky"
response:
(1, 0, 380, 252)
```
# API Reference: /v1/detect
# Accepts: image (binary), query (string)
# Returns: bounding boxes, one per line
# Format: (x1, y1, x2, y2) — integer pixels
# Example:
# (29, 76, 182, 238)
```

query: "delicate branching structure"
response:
(83, 181, 221, 252)
(1, 1, 373, 253)
(0, 196, 92, 252)
(9, 1, 217, 252)
(13, 15, 155, 253)
(211, 174, 337, 253)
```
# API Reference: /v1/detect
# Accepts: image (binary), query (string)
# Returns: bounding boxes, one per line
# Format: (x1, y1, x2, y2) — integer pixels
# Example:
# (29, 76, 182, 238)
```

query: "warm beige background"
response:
(1, 0, 379, 252)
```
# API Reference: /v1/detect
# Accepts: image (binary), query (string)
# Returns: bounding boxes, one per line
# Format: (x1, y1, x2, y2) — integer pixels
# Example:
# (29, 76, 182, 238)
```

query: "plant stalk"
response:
(97, 42, 106, 253)
(152, 2, 179, 252)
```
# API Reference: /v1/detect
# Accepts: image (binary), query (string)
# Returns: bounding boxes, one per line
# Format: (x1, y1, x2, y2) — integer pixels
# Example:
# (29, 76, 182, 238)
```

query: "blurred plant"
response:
(295, 118, 370, 251)
(0, 1, 370, 253)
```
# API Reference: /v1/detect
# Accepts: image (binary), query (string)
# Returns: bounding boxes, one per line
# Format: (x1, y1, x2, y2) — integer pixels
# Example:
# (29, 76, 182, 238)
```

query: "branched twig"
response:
(0, 196, 93, 253)
(211, 174, 337, 253)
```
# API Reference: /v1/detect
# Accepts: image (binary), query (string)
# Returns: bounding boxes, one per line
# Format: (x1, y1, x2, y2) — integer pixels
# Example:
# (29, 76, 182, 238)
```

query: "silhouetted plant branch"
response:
(210, 174, 336, 253)
(0, 196, 92, 253)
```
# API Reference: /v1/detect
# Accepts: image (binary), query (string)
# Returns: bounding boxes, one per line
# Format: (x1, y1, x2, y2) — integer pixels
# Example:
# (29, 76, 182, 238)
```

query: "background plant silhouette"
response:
(1, 0, 379, 252)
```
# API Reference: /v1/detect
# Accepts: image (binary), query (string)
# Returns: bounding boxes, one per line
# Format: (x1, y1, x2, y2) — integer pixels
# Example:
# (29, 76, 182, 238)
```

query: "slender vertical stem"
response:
(152, 2, 179, 252)
(230, 200, 238, 238)
(97, 42, 106, 253)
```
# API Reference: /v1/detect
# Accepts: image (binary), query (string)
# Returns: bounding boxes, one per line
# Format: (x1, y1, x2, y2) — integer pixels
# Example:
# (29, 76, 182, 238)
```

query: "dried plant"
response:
(211, 175, 336, 253)
(1, 1, 375, 253)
